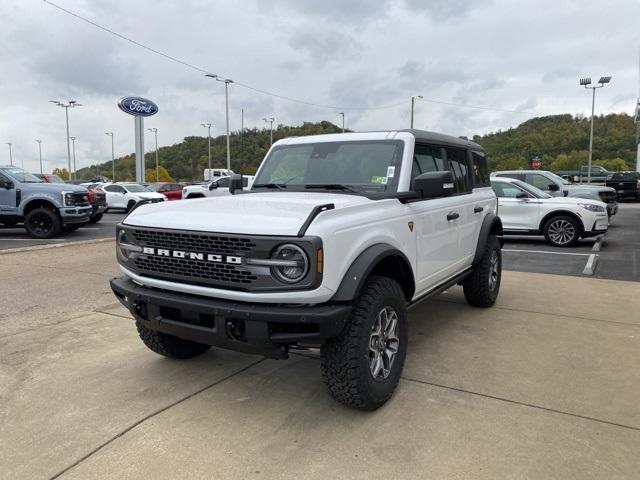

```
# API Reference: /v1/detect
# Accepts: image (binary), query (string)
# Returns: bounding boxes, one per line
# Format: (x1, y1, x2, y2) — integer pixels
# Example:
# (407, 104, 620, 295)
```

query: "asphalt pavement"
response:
(0, 212, 126, 251)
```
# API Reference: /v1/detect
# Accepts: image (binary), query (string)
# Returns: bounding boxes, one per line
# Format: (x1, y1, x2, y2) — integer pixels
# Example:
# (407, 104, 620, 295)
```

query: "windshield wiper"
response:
(305, 184, 359, 193)
(252, 183, 286, 190)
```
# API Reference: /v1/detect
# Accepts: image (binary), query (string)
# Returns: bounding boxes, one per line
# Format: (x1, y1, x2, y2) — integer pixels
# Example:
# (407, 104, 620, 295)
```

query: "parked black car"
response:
(606, 171, 640, 201)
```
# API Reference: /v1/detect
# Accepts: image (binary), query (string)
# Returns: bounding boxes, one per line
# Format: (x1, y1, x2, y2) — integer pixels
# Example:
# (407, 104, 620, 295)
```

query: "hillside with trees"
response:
(72, 114, 637, 182)
(474, 113, 637, 172)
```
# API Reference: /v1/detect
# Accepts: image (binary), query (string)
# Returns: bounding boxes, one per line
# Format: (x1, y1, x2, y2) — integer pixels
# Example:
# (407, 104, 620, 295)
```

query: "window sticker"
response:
(371, 176, 387, 184)
(386, 166, 395, 178)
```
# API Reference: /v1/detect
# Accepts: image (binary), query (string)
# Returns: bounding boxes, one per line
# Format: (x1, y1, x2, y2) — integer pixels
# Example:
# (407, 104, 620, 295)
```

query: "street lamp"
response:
(201, 123, 213, 176)
(35, 139, 43, 174)
(50, 100, 81, 180)
(70, 136, 77, 179)
(5, 142, 12, 166)
(338, 112, 345, 133)
(105, 132, 115, 181)
(580, 76, 612, 183)
(262, 117, 275, 145)
(410, 95, 423, 129)
(147, 128, 159, 181)
(205, 74, 233, 172)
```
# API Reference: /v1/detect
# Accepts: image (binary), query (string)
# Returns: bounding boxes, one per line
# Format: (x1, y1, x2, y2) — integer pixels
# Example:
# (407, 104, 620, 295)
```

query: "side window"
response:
(217, 177, 230, 188)
(445, 147, 471, 194)
(492, 182, 528, 198)
(411, 144, 445, 181)
(471, 151, 490, 187)
(524, 174, 550, 190)
(104, 185, 120, 193)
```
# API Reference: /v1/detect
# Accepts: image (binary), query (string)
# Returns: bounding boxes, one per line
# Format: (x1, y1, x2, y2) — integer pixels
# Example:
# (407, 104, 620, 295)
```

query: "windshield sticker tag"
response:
(371, 176, 387, 184)
(387, 166, 395, 178)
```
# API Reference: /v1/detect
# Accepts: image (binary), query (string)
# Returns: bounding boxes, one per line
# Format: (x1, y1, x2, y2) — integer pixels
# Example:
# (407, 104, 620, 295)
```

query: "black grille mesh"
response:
(130, 228, 258, 288)
(131, 229, 256, 255)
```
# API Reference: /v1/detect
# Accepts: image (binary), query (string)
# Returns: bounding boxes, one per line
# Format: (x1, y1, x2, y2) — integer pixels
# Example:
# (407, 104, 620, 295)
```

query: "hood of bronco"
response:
(122, 191, 372, 236)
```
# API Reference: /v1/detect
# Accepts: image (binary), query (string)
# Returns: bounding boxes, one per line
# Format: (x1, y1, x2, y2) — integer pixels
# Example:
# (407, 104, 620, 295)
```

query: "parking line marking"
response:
(582, 253, 598, 275)
(592, 234, 606, 252)
(503, 249, 591, 256)
(0, 238, 66, 242)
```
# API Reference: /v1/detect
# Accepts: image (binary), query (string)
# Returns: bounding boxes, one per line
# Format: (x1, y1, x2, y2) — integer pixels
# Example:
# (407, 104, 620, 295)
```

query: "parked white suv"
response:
(491, 177, 608, 246)
(182, 175, 254, 199)
(102, 182, 166, 212)
(110, 130, 504, 410)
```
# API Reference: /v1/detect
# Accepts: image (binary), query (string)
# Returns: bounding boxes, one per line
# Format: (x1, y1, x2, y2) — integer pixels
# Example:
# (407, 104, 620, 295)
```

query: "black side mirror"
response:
(228, 174, 243, 195)
(208, 182, 218, 191)
(411, 171, 454, 199)
(548, 183, 560, 192)
(516, 192, 529, 199)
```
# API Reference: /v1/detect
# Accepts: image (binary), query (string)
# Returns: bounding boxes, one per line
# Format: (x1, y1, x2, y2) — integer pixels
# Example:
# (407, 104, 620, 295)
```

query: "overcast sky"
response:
(1, 0, 639, 173)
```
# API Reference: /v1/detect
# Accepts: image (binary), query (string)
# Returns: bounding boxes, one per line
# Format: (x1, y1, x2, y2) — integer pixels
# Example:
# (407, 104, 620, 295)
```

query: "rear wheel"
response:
(463, 235, 501, 307)
(24, 207, 61, 239)
(321, 276, 408, 410)
(126, 200, 136, 213)
(544, 215, 580, 247)
(136, 321, 211, 359)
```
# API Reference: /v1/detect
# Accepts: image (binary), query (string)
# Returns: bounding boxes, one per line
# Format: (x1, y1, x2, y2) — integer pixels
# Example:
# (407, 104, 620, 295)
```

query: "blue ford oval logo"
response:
(118, 96, 158, 117)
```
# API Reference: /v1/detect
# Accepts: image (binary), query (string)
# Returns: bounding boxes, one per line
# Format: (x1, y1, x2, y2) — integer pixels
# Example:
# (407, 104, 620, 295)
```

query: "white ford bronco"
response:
(111, 130, 503, 410)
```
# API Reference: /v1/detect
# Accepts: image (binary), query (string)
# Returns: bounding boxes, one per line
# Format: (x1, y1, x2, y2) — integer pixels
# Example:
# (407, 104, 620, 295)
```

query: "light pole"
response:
(5, 142, 12, 166)
(262, 117, 275, 145)
(50, 100, 81, 181)
(580, 76, 611, 183)
(105, 132, 115, 181)
(147, 127, 159, 181)
(410, 95, 423, 129)
(35, 139, 43, 173)
(70, 136, 77, 179)
(205, 74, 233, 172)
(338, 112, 345, 132)
(201, 123, 213, 176)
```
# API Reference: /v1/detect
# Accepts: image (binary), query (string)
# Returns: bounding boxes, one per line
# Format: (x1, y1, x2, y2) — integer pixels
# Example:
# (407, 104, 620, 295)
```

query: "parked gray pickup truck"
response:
(0, 165, 92, 238)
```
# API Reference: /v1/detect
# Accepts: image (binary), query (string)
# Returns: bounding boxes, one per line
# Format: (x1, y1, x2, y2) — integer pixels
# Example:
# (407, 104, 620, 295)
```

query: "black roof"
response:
(399, 129, 483, 151)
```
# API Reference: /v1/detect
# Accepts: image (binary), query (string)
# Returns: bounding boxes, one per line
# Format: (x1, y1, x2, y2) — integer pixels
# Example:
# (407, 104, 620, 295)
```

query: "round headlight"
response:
(270, 244, 309, 283)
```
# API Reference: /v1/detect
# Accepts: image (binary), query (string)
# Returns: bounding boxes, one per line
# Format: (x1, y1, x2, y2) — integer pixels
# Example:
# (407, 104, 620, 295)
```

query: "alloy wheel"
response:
(488, 250, 499, 291)
(368, 306, 400, 381)
(28, 212, 53, 235)
(548, 219, 576, 245)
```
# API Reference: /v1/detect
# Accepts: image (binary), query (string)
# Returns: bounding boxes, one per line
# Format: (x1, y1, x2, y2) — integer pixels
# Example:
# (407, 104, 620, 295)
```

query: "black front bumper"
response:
(110, 276, 352, 359)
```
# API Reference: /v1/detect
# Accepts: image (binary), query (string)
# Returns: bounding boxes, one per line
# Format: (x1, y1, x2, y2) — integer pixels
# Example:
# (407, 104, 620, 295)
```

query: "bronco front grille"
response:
(131, 229, 256, 255)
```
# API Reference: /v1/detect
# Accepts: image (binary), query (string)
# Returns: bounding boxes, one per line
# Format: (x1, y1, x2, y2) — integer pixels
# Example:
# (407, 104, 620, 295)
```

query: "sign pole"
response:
(135, 116, 145, 183)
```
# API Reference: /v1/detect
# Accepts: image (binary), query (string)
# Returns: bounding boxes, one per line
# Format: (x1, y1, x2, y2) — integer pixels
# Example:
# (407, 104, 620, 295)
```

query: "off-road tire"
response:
(89, 213, 103, 223)
(24, 207, 61, 239)
(463, 235, 501, 307)
(543, 215, 580, 247)
(126, 200, 137, 213)
(136, 321, 211, 359)
(321, 276, 408, 410)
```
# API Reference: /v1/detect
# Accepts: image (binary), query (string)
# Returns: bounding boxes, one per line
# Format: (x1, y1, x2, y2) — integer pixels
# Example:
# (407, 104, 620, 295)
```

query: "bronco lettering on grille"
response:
(142, 247, 242, 264)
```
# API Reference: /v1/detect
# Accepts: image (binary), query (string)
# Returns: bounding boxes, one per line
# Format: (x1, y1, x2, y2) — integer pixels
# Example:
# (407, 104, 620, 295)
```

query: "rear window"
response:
(471, 151, 490, 187)
(612, 172, 640, 181)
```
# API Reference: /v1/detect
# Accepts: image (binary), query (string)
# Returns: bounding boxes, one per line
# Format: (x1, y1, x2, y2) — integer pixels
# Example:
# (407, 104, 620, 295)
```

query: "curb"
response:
(582, 253, 598, 276)
(591, 233, 606, 252)
(0, 237, 114, 255)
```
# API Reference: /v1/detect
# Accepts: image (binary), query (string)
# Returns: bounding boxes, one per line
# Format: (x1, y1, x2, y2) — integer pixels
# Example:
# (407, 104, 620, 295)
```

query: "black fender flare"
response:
(473, 213, 503, 265)
(331, 244, 415, 302)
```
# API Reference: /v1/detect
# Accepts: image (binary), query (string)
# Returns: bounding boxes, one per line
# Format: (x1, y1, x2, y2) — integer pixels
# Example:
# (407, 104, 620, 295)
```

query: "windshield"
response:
(47, 175, 65, 184)
(3, 167, 43, 183)
(253, 140, 404, 194)
(546, 171, 572, 185)
(512, 179, 552, 198)
(123, 184, 151, 193)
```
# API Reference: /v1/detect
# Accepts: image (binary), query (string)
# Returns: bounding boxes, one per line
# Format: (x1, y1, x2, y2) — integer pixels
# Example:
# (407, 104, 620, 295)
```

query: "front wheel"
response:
(24, 208, 61, 239)
(544, 215, 580, 247)
(463, 235, 502, 307)
(126, 200, 137, 213)
(321, 276, 408, 410)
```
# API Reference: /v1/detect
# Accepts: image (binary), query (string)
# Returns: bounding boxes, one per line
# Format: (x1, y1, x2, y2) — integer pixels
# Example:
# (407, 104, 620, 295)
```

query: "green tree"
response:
(599, 158, 629, 171)
(144, 165, 174, 182)
(52, 168, 69, 180)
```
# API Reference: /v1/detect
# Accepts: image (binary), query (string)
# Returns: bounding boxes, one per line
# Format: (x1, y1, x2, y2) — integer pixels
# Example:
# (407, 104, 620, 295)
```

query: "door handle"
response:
(446, 212, 459, 221)
(474, 206, 484, 213)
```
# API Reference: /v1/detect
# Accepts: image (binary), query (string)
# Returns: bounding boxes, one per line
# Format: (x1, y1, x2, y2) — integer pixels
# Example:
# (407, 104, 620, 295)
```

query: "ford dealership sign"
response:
(118, 96, 158, 117)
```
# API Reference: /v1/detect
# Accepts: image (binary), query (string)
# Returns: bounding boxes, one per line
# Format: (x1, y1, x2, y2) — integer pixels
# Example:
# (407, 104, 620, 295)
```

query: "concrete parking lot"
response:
(1, 237, 639, 479)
